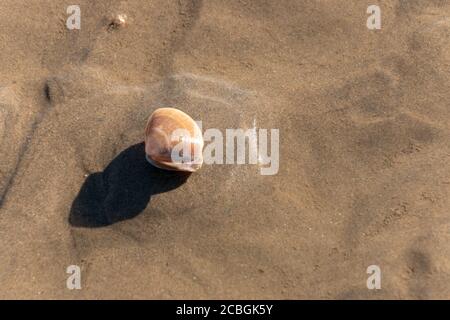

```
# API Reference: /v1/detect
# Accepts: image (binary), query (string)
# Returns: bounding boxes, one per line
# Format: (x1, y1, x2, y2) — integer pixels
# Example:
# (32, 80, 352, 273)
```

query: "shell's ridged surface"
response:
(144, 108, 203, 172)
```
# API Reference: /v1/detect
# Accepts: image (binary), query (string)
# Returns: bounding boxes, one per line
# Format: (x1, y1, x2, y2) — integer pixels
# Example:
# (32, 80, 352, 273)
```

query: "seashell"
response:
(144, 108, 203, 173)
(107, 14, 128, 30)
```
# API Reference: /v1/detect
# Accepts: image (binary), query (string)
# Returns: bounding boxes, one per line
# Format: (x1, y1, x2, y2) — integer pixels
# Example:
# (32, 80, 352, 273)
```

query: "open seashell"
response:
(144, 108, 203, 173)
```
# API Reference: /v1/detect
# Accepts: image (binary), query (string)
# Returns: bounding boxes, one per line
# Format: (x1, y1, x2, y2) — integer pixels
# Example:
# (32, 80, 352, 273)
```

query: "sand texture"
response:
(0, 0, 450, 299)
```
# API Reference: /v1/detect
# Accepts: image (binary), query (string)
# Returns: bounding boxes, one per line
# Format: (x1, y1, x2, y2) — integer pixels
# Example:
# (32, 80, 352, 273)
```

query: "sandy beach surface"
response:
(0, 0, 449, 299)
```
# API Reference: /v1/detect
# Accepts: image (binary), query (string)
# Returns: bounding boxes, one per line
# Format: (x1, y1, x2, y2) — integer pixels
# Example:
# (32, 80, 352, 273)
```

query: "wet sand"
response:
(0, 0, 450, 299)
